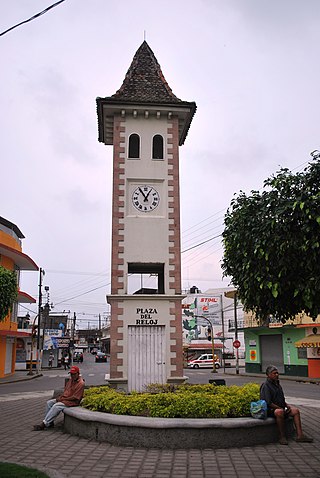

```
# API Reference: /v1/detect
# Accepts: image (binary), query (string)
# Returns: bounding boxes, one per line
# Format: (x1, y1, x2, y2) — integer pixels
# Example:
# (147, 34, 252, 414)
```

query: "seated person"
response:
(33, 365, 85, 430)
(260, 365, 313, 445)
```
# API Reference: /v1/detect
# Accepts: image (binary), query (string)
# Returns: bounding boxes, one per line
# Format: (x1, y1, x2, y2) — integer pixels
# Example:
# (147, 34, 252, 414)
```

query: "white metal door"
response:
(128, 326, 166, 392)
(5, 338, 14, 374)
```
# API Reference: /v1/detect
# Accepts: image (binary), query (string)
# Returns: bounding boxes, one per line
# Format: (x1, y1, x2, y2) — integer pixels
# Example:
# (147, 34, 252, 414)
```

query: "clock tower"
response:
(97, 41, 196, 391)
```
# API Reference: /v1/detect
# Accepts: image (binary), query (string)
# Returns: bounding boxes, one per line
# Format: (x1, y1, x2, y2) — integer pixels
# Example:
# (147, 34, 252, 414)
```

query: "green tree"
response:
(222, 158, 320, 324)
(0, 266, 18, 321)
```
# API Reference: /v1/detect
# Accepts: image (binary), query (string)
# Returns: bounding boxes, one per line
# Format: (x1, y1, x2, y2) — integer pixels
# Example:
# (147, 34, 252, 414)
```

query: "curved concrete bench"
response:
(63, 407, 293, 449)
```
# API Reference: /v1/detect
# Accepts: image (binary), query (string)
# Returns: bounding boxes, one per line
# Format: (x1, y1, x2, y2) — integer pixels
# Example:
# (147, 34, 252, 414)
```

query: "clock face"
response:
(132, 185, 160, 212)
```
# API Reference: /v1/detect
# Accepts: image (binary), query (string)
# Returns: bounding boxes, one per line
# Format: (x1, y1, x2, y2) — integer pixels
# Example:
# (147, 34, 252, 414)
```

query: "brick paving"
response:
(0, 392, 319, 477)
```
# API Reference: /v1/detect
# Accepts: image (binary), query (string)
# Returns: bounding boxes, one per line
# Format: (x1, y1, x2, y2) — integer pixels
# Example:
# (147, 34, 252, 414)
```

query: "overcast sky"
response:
(1, 0, 319, 327)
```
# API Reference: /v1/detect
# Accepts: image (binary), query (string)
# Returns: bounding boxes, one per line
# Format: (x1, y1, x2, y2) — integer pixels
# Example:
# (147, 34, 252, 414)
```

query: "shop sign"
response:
(196, 296, 221, 324)
(44, 337, 70, 350)
(250, 350, 257, 361)
(269, 317, 283, 328)
(53, 337, 70, 348)
(44, 329, 61, 336)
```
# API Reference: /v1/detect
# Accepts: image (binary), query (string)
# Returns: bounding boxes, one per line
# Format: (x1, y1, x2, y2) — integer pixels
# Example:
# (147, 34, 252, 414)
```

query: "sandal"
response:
(295, 435, 313, 443)
(279, 438, 288, 445)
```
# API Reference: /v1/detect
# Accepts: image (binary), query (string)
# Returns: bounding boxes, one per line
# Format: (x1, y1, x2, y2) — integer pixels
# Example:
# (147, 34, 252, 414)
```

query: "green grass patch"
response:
(0, 463, 49, 477)
(82, 383, 260, 418)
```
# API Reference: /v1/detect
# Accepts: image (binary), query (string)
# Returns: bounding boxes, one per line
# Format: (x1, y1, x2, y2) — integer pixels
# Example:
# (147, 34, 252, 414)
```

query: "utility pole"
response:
(73, 312, 76, 340)
(221, 294, 226, 373)
(234, 292, 239, 375)
(70, 312, 76, 364)
(183, 310, 218, 373)
(224, 289, 240, 375)
(36, 268, 45, 374)
(41, 286, 50, 353)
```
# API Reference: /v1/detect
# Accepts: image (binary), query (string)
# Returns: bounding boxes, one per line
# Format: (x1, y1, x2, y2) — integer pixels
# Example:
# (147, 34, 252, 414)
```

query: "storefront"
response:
(244, 326, 309, 376)
(294, 327, 320, 378)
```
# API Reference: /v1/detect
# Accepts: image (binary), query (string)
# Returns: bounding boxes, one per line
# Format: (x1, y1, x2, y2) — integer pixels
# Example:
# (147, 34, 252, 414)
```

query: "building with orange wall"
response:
(0, 216, 38, 378)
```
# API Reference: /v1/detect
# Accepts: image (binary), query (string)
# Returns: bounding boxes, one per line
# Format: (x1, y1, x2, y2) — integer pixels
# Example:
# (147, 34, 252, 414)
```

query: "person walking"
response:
(63, 352, 70, 370)
(260, 365, 313, 445)
(33, 365, 85, 431)
(48, 352, 54, 368)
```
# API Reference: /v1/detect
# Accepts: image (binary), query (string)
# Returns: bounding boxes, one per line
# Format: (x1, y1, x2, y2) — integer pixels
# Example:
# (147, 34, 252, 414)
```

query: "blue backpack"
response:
(250, 399, 267, 419)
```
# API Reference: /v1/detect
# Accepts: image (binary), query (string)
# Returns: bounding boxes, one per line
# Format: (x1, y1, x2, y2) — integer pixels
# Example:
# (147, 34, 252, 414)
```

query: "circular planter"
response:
(63, 407, 294, 449)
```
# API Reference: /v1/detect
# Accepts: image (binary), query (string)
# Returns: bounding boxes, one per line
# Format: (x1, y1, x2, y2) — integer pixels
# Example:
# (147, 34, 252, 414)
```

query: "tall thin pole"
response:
(73, 312, 76, 341)
(36, 268, 44, 373)
(210, 321, 217, 373)
(70, 312, 76, 365)
(221, 294, 226, 373)
(234, 292, 239, 375)
(200, 315, 217, 374)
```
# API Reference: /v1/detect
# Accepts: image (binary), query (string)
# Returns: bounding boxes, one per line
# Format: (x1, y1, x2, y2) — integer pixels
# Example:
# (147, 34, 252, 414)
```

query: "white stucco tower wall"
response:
(97, 42, 196, 391)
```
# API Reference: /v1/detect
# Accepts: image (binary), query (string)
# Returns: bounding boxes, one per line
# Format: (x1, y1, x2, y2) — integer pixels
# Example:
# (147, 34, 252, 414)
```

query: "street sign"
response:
(233, 339, 241, 349)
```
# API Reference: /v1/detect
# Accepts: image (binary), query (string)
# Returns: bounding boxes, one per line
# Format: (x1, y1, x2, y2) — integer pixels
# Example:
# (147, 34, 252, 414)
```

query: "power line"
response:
(180, 156, 313, 262)
(47, 269, 109, 276)
(181, 233, 222, 254)
(54, 281, 111, 306)
(181, 208, 226, 235)
(0, 0, 66, 37)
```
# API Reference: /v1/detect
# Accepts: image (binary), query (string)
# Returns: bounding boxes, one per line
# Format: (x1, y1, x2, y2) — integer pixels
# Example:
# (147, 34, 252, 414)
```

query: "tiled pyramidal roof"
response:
(97, 42, 196, 145)
(111, 41, 182, 104)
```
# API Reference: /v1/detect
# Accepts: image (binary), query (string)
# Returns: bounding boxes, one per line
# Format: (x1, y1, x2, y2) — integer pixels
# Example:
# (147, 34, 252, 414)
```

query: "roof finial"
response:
(144, 30, 146, 41)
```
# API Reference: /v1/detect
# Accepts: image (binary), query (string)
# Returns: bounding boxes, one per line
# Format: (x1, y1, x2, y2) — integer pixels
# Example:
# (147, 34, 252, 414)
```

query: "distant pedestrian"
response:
(48, 352, 54, 368)
(33, 365, 85, 431)
(63, 353, 70, 370)
(260, 365, 313, 445)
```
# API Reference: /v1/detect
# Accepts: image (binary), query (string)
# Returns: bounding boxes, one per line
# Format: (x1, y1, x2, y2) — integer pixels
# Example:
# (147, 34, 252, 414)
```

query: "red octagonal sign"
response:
(233, 339, 241, 349)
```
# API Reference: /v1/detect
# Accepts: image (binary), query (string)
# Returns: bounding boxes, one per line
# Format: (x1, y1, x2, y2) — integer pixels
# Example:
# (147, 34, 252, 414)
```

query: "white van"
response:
(187, 354, 220, 369)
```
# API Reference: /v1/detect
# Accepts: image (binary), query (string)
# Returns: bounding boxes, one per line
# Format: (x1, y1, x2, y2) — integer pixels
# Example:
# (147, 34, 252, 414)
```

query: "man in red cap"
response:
(33, 365, 85, 431)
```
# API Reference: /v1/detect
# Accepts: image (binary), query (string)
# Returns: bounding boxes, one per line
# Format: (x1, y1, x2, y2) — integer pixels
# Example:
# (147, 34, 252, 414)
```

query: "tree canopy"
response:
(222, 157, 320, 323)
(0, 266, 18, 321)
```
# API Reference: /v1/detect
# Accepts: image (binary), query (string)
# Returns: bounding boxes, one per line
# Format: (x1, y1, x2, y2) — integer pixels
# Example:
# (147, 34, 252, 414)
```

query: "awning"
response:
(0, 243, 38, 271)
(183, 343, 223, 349)
(224, 289, 237, 299)
(17, 290, 36, 303)
(0, 330, 31, 337)
(294, 334, 320, 348)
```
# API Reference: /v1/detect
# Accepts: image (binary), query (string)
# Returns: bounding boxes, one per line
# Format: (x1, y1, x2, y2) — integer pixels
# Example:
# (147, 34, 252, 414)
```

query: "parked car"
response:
(73, 351, 84, 363)
(187, 354, 220, 369)
(95, 351, 108, 363)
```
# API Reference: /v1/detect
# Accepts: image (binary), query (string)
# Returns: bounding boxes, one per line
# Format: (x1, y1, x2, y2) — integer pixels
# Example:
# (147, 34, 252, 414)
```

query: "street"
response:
(0, 351, 109, 395)
(1, 352, 319, 402)
(186, 368, 320, 401)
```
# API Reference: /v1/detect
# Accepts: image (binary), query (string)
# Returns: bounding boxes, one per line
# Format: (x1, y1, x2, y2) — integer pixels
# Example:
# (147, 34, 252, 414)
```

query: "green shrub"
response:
(82, 383, 260, 418)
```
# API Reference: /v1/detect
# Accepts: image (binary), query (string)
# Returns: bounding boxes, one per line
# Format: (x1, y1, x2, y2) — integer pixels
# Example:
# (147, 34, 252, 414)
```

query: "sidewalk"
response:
(0, 372, 319, 477)
(2, 367, 320, 385)
(0, 370, 43, 385)
(223, 368, 320, 383)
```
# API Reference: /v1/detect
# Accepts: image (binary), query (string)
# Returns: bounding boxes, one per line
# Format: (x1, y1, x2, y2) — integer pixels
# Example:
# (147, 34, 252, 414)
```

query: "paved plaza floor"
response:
(0, 378, 319, 477)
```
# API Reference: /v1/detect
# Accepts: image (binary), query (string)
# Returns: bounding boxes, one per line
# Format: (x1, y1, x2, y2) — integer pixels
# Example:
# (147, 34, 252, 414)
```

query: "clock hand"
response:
(138, 187, 147, 200)
(144, 188, 152, 202)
